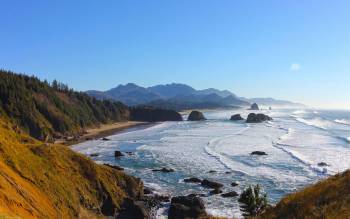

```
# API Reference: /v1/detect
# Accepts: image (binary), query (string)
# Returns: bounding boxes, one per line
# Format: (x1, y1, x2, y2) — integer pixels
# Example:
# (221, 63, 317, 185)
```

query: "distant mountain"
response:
(196, 88, 235, 98)
(86, 83, 304, 110)
(249, 98, 306, 108)
(148, 83, 196, 98)
(87, 83, 162, 106)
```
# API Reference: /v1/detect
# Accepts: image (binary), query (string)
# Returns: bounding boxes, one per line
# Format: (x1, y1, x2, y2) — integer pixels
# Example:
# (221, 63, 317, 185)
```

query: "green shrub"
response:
(238, 184, 268, 217)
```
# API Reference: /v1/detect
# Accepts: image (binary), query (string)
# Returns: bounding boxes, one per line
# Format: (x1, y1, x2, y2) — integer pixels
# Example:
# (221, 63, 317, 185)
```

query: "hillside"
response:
(0, 116, 144, 218)
(257, 170, 350, 219)
(0, 70, 129, 141)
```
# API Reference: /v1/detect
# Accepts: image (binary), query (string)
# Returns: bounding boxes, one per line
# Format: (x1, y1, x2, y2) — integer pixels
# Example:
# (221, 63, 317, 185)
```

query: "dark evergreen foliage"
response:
(129, 107, 183, 122)
(0, 70, 129, 141)
(238, 184, 268, 217)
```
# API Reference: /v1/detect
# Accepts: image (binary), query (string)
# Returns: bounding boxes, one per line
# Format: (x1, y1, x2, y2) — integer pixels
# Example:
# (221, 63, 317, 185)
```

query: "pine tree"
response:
(238, 184, 268, 217)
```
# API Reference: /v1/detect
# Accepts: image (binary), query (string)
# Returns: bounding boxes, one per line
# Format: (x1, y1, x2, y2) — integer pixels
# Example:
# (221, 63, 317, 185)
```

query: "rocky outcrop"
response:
(129, 107, 183, 122)
(188, 111, 206, 121)
(201, 179, 224, 189)
(231, 182, 239, 187)
(114, 150, 124, 157)
(152, 168, 175, 173)
(318, 162, 329, 167)
(230, 114, 244, 121)
(168, 195, 207, 219)
(116, 198, 150, 219)
(246, 113, 272, 123)
(184, 177, 202, 183)
(250, 103, 260, 110)
(221, 191, 238, 198)
(251, 151, 268, 156)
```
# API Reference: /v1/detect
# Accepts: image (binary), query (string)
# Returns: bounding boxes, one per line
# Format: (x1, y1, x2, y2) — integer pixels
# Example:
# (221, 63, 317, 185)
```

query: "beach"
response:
(56, 121, 150, 145)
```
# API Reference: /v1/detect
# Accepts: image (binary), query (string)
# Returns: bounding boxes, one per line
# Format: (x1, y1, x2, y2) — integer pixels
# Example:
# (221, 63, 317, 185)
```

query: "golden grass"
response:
(0, 117, 143, 218)
(257, 170, 350, 219)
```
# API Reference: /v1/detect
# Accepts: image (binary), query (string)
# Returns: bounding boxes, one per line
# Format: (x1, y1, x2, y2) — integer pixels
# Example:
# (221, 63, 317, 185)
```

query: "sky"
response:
(1, 0, 350, 109)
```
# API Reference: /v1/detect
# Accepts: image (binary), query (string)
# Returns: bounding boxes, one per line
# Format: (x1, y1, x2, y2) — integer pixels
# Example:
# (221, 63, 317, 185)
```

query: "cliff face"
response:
(258, 170, 350, 219)
(0, 117, 143, 218)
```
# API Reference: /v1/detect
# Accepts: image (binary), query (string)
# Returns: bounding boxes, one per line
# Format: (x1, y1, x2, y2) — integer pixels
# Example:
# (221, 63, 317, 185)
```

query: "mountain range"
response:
(86, 83, 304, 110)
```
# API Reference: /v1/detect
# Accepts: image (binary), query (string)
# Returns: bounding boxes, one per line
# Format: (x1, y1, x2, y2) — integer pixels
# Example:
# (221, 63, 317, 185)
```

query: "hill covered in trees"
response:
(0, 70, 129, 141)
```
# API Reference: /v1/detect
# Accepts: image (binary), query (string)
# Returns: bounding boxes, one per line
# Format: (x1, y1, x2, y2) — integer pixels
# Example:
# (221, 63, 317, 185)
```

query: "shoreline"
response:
(56, 121, 152, 146)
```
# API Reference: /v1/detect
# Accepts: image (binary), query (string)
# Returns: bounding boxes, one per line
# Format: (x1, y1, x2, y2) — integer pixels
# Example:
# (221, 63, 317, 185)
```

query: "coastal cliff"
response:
(0, 117, 144, 218)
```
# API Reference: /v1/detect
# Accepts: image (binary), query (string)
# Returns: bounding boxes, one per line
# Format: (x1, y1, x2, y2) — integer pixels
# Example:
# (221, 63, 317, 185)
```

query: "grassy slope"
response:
(0, 117, 143, 219)
(258, 170, 350, 219)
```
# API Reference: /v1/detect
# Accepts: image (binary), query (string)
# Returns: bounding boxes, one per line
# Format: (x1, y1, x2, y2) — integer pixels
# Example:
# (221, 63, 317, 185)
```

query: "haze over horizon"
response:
(1, 1, 350, 109)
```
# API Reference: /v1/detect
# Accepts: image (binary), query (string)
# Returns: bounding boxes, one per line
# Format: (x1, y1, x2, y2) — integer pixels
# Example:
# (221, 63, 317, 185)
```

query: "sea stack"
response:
(250, 103, 259, 110)
(246, 113, 272, 123)
(230, 114, 244, 121)
(187, 111, 206, 121)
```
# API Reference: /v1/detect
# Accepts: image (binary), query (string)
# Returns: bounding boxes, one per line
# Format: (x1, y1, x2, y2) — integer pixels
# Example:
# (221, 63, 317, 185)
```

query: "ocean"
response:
(72, 108, 350, 218)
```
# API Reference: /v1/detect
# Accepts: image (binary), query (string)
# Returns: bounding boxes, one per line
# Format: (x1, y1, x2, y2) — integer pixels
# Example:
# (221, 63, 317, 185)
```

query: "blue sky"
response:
(1, 0, 350, 108)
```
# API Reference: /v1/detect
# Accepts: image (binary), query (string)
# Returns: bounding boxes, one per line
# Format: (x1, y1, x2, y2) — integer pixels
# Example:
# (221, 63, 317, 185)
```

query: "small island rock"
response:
(114, 150, 124, 157)
(251, 151, 268, 156)
(188, 111, 206, 121)
(246, 113, 272, 123)
(184, 177, 202, 183)
(201, 179, 224, 189)
(250, 103, 260, 110)
(152, 168, 175, 173)
(230, 114, 244, 121)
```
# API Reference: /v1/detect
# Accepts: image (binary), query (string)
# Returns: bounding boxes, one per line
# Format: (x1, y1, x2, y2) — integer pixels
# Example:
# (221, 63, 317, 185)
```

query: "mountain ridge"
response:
(86, 83, 304, 110)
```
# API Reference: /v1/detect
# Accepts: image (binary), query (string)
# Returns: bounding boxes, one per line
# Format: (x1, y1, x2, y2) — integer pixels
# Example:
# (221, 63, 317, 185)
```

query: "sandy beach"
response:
(56, 121, 150, 145)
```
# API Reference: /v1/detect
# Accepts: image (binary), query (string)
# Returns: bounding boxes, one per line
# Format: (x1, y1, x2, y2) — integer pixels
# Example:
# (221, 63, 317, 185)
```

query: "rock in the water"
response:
(89, 153, 99, 157)
(117, 198, 150, 219)
(231, 182, 239, 187)
(143, 187, 153, 195)
(152, 168, 174, 173)
(168, 195, 207, 219)
(102, 137, 111, 141)
(210, 188, 223, 195)
(221, 191, 239, 198)
(230, 114, 244, 121)
(318, 162, 329, 167)
(188, 111, 206, 121)
(114, 150, 124, 157)
(184, 177, 202, 183)
(208, 170, 217, 173)
(251, 151, 268, 156)
(246, 113, 272, 123)
(201, 179, 223, 189)
(250, 103, 260, 110)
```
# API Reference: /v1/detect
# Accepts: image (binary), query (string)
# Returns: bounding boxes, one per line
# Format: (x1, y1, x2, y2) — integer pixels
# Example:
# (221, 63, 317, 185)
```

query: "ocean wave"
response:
(273, 142, 329, 175)
(295, 117, 333, 130)
(334, 119, 350, 126)
(335, 136, 350, 144)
